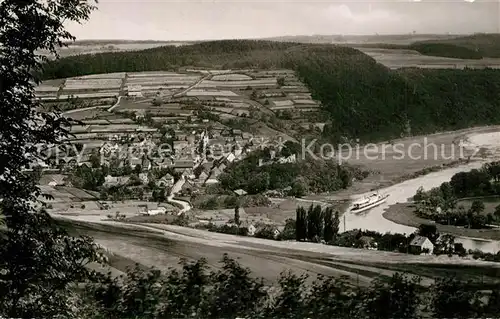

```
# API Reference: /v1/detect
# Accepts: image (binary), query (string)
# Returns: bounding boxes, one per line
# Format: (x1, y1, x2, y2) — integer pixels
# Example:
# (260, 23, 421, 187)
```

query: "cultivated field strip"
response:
(198, 79, 277, 88)
(73, 72, 126, 80)
(35, 85, 60, 93)
(65, 78, 123, 90)
(186, 89, 239, 97)
(358, 48, 500, 70)
(211, 74, 253, 81)
(127, 72, 194, 78)
(127, 76, 201, 82)
(40, 92, 118, 101)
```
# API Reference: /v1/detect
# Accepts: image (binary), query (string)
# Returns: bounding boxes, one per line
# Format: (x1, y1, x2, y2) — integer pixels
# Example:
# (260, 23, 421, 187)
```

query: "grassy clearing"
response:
(383, 203, 500, 241)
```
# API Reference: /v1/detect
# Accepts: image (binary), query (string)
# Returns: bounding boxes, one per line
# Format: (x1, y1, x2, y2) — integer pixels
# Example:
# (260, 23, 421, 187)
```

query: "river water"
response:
(344, 161, 500, 253)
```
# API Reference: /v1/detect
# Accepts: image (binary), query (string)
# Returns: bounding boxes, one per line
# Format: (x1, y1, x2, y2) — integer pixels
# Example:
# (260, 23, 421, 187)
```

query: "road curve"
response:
(167, 177, 191, 215)
(107, 95, 123, 112)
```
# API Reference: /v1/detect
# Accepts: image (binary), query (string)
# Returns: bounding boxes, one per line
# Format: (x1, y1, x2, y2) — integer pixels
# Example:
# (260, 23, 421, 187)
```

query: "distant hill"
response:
(37, 40, 197, 59)
(69, 39, 193, 45)
(40, 40, 500, 143)
(411, 33, 500, 58)
(266, 33, 500, 59)
(265, 34, 463, 45)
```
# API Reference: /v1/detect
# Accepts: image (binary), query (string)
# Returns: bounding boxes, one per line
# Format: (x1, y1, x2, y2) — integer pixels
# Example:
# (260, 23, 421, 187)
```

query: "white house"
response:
(409, 236, 434, 255)
(247, 224, 257, 236)
(127, 85, 143, 98)
(272, 228, 281, 239)
(103, 175, 130, 188)
(146, 207, 166, 216)
(278, 154, 297, 164)
(226, 152, 236, 163)
(156, 174, 174, 187)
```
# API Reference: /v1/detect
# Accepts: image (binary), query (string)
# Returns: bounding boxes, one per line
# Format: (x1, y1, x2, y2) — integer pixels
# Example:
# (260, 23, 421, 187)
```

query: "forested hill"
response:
(41, 40, 500, 143)
(354, 34, 500, 60)
(41, 40, 366, 78)
(411, 34, 500, 59)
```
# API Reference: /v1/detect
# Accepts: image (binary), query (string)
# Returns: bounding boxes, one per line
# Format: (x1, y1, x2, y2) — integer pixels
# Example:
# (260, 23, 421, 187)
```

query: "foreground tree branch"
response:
(0, 1, 104, 318)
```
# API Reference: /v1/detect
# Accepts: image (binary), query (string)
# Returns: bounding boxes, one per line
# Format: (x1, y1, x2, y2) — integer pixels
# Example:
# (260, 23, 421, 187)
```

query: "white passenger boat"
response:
(350, 192, 389, 213)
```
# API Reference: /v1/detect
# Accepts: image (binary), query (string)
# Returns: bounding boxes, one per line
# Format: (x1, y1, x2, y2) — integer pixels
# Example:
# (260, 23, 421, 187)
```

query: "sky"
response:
(66, 0, 500, 41)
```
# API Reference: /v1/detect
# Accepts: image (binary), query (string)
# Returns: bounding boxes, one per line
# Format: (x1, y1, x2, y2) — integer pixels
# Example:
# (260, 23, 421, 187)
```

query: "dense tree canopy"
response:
(218, 148, 365, 194)
(413, 162, 500, 228)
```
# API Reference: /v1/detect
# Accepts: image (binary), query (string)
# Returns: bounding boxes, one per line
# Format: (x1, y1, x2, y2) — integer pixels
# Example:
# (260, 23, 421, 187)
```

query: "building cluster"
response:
(39, 122, 286, 193)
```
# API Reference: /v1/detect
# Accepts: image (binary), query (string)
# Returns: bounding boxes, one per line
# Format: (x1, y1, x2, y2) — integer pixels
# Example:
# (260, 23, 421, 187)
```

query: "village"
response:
(31, 68, 318, 240)
(30, 67, 489, 258)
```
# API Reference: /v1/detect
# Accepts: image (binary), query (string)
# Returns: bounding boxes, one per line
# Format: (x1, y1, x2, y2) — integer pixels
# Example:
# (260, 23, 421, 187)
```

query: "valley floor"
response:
(48, 125, 500, 285)
(58, 216, 500, 287)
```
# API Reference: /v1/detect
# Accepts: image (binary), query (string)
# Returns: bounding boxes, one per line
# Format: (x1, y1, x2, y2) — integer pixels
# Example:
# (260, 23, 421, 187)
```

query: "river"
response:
(344, 160, 500, 253)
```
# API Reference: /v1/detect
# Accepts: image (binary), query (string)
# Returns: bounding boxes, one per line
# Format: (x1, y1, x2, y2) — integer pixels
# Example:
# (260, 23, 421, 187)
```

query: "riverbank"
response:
(308, 159, 473, 203)
(383, 202, 500, 241)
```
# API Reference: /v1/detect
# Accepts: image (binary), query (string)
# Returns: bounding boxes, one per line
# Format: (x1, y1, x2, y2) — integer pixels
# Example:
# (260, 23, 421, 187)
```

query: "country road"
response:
(172, 74, 210, 98)
(107, 95, 122, 112)
(167, 177, 191, 215)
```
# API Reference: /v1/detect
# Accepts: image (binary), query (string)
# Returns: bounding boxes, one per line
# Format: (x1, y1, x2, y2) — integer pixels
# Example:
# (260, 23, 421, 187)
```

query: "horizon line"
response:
(68, 32, 498, 44)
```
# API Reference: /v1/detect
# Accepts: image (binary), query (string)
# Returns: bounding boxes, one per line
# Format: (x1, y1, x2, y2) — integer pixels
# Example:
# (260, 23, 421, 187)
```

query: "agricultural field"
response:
(36, 74, 122, 117)
(190, 197, 338, 227)
(186, 89, 238, 97)
(211, 74, 253, 81)
(357, 48, 500, 70)
(35, 68, 325, 158)
(125, 72, 202, 97)
(108, 69, 324, 135)
(65, 78, 122, 91)
(38, 41, 191, 58)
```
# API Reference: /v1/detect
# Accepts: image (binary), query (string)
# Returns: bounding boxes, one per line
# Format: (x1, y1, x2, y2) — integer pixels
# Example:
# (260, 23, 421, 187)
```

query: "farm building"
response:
(409, 236, 434, 255)
(146, 207, 167, 216)
(127, 85, 143, 98)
